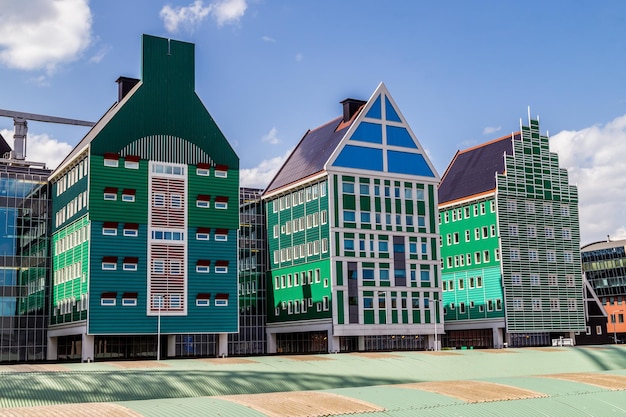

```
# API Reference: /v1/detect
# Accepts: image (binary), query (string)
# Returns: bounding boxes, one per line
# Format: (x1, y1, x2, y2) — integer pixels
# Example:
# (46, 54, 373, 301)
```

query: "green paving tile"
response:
(119, 397, 266, 417)
(478, 376, 608, 396)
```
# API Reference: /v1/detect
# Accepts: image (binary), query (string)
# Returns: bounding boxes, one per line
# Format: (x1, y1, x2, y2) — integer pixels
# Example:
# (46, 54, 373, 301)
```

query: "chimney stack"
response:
(340, 98, 366, 122)
(116, 77, 140, 102)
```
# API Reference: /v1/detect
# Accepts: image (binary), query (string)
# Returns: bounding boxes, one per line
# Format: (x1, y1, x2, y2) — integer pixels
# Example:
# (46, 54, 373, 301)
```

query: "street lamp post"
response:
(613, 310, 623, 345)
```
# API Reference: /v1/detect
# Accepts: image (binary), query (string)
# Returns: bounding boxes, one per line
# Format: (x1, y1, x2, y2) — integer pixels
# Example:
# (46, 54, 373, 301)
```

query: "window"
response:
(103, 153, 119, 167)
(474, 252, 481, 264)
(527, 226, 536, 237)
(490, 225, 496, 237)
(494, 248, 500, 261)
(342, 182, 355, 194)
(458, 279, 464, 290)
(104, 187, 117, 201)
(196, 261, 211, 273)
(153, 193, 165, 207)
(562, 228, 571, 240)
(474, 228, 480, 240)
(404, 187, 412, 199)
(196, 227, 210, 240)
(512, 274, 522, 285)
(215, 196, 228, 209)
(545, 227, 554, 238)
(543, 204, 553, 215)
(171, 194, 182, 208)
(453, 232, 459, 244)
(321, 210, 328, 225)
(464, 206, 470, 218)
(465, 230, 470, 242)
(122, 189, 136, 202)
(530, 275, 540, 286)
(513, 298, 523, 311)
(196, 294, 210, 306)
(215, 229, 228, 241)
(122, 293, 138, 306)
(196, 195, 210, 208)
(215, 294, 229, 306)
(532, 299, 541, 311)
(507, 200, 517, 212)
(509, 224, 518, 237)
(123, 224, 139, 237)
(196, 163, 210, 176)
(561, 205, 570, 216)
(550, 299, 560, 311)
(343, 210, 356, 222)
(152, 163, 184, 176)
(215, 261, 229, 274)
(483, 250, 490, 263)
(596, 325, 603, 335)
(564, 252, 573, 263)
(566, 275, 575, 287)
(153, 260, 165, 274)
(568, 299, 577, 311)
(102, 225, 117, 236)
(526, 202, 535, 214)
(378, 241, 389, 252)
(100, 292, 117, 306)
(510, 249, 520, 261)
(528, 250, 538, 261)
(124, 156, 139, 169)
(102, 257, 117, 270)
(344, 239, 355, 251)
(547, 251, 556, 262)
(548, 274, 558, 286)
(123, 257, 138, 271)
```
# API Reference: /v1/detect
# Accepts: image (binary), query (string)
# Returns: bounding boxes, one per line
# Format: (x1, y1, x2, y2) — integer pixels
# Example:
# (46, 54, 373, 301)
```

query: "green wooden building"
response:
(263, 83, 441, 353)
(47, 35, 239, 361)
(439, 117, 585, 348)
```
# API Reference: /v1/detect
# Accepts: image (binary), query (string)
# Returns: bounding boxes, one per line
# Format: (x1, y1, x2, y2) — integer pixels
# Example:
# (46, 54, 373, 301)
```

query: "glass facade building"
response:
(0, 160, 51, 362)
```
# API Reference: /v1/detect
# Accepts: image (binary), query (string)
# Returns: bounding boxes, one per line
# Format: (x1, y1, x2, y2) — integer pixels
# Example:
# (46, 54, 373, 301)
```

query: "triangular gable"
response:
(327, 82, 438, 179)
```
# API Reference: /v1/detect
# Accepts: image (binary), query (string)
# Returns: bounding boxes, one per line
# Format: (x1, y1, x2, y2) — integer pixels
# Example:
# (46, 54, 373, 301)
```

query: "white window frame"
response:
(102, 262, 117, 271)
(102, 227, 117, 236)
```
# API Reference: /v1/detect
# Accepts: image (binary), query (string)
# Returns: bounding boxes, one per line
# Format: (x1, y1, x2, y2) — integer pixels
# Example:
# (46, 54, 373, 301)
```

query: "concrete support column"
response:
(493, 327, 504, 348)
(167, 335, 176, 357)
(82, 334, 95, 362)
(47, 336, 58, 361)
(428, 334, 439, 350)
(217, 333, 228, 357)
(267, 331, 277, 354)
(329, 335, 340, 353)
(358, 336, 365, 351)
(568, 331, 576, 345)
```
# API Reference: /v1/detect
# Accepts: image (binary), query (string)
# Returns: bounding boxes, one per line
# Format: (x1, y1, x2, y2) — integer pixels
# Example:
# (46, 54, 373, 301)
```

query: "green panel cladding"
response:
(50, 34, 239, 338)
(496, 118, 584, 333)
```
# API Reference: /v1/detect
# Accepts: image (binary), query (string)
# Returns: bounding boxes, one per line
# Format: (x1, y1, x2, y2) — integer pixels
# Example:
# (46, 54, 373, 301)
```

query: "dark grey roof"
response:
(0, 132, 11, 157)
(264, 116, 351, 194)
(439, 133, 518, 204)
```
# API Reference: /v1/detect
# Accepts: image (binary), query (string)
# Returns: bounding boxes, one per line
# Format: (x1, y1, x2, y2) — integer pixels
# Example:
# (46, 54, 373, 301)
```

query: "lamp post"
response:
(613, 309, 623, 345)
(155, 294, 163, 360)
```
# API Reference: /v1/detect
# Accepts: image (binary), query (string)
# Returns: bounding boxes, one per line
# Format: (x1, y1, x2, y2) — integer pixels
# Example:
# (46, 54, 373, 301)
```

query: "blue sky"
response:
(1, 0, 625, 244)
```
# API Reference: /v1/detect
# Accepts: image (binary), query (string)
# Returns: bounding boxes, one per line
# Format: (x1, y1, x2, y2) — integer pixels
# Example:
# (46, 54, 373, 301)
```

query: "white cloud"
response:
(0, 129, 73, 169)
(483, 126, 502, 135)
(295, 52, 303, 62)
(550, 114, 626, 244)
(211, 0, 247, 26)
(160, 0, 247, 33)
(261, 127, 280, 145)
(262, 36, 276, 43)
(0, 0, 92, 73)
(89, 45, 112, 64)
(240, 149, 292, 189)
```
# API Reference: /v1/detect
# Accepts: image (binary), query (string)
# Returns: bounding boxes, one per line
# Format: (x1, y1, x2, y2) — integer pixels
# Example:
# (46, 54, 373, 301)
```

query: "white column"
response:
(358, 336, 365, 351)
(217, 333, 228, 357)
(267, 331, 277, 354)
(82, 334, 95, 362)
(47, 336, 58, 361)
(329, 335, 340, 353)
(493, 327, 504, 348)
(167, 335, 176, 357)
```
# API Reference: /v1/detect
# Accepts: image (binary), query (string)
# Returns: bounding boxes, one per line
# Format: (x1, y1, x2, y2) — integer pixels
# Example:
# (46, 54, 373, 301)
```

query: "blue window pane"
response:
(363, 269, 374, 279)
(379, 241, 388, 252)
(380, 270, 390, 280)
(343, 211, 356, 222)
(342, 182, 355, 193)
(361, 212, 371, 223)
(344, 240, 355, 250)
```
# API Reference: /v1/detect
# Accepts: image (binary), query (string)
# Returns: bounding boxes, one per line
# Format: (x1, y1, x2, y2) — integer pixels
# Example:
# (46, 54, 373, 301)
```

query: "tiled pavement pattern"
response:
(1, 346, 626, 416)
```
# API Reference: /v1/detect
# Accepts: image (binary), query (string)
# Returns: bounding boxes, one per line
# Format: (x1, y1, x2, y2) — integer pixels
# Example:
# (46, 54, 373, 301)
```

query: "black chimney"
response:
(116, 76, 140, 102)
(340, 98, 366, 122)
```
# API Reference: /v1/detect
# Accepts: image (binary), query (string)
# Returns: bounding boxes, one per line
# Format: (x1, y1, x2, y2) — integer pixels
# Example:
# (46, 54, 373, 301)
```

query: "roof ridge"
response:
(458, 131, 520, 155)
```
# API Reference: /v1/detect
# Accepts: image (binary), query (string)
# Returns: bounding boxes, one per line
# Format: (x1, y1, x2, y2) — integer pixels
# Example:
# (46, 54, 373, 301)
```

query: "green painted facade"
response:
(266, 179, 332, 323)
(49, 35, 239, 357)
(440, 197, 505, 322)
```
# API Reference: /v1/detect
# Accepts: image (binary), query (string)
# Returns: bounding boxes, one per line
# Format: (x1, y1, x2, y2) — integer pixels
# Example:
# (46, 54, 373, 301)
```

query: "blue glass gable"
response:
(351, 122, 382, 144)
(386, 126, 417, 148)
(385, 96, 401, 122)
(333, 145, 384, 171)
(365, 95, 381, 119)
(387, 150, 435, 177)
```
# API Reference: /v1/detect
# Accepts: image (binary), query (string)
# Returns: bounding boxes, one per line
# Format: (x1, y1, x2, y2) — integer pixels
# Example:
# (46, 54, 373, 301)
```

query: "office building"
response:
(47, 35, 239, 361)
(263, 83, 441, 353)
(439, 117, 585, 347)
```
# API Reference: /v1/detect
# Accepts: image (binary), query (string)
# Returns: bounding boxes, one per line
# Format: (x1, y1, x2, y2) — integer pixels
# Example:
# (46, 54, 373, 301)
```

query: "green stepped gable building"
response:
(438, 117, 585, 348)
(47, 35, 239, 361)
(263, 83, 442, 353)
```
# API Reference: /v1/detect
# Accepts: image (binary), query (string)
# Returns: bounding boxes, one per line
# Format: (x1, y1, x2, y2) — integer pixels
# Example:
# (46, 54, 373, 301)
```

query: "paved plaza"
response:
(1, 346, 626, 416)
